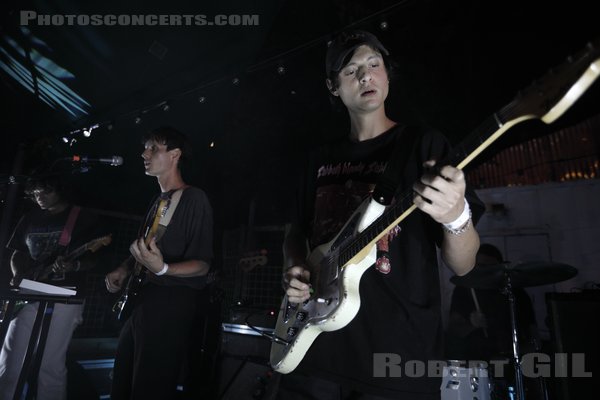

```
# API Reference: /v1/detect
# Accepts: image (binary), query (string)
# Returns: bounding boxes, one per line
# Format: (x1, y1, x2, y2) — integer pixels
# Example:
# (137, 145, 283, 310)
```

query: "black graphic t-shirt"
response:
(7, 205, 107, 289)
(293, 124, 484, 398)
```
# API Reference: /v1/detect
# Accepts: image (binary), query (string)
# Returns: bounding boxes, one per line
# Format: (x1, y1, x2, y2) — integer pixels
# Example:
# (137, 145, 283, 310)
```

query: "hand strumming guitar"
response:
(284, 266, 311, 304)
(106, 236, 165, 294)
(105, 263, 130, 293)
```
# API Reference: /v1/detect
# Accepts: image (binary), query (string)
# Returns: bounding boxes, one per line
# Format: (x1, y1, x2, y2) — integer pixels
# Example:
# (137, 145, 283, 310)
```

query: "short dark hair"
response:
(325, 30, 389, 77)
(24, 174, 68, 201)
(325, 30, 396, 107)
(478, 243, 504, 263)
(143, 126, 192, 170)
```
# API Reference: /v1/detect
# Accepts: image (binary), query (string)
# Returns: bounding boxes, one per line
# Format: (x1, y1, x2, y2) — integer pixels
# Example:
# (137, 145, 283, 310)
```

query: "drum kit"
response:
(444, 260, 578, 400)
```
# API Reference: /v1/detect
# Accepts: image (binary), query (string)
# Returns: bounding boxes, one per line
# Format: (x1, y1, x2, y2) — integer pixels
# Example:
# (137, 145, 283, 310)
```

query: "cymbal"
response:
(451, 261, 578, 289)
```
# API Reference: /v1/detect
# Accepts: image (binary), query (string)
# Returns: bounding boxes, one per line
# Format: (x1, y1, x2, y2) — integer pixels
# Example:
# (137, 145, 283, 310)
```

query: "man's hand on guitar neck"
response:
(412, 160, 466, 224)
(284, 266, 312, 304)
(35, 256, 79, 282)
(413, 160, 479, 275)
(51, 256, 79, 274)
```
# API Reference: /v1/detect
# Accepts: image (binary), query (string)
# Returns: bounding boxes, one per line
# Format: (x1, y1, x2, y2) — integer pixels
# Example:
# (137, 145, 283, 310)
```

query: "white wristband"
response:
(155, 263, 169, 276)
(443, 198, 471, 230)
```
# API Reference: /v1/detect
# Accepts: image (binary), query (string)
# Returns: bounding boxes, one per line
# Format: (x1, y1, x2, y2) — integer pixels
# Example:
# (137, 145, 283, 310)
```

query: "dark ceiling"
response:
(1, 0, 600, 229)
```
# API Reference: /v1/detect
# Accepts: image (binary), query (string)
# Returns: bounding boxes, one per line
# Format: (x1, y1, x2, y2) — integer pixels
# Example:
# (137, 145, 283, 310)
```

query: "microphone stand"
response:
(504, 271, 526, 400)
(0, 144, 26, 267)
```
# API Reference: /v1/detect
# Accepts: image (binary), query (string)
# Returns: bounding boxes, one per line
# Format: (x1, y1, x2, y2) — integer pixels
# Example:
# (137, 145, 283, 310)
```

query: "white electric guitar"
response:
(270, 39, 600, 374)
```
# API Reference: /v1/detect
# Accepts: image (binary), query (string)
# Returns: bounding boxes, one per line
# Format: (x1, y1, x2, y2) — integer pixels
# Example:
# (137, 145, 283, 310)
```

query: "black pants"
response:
(110, 283, 221, 400)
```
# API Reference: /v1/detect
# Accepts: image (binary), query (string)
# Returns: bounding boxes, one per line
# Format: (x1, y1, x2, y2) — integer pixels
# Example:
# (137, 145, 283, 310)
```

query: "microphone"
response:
(68, 155, 124, 166)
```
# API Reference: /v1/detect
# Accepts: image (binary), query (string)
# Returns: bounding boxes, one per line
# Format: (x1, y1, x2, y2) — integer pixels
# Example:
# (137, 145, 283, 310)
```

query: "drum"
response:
(441, 360, 491, 400)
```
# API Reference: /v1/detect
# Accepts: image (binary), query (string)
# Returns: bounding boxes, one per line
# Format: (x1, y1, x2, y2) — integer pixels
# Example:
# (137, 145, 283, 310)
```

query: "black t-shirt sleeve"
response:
(146, 187, 214, 289)
(181, 189, 214, 263)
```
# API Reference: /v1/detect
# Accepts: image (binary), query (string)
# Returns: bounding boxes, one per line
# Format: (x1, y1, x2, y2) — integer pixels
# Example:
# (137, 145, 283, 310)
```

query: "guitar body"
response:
(113, 265, 145, 321)
(270, 198, 385, 374)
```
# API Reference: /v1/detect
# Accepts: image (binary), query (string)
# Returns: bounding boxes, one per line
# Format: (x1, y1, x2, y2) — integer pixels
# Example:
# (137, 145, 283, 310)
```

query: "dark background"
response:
(1, 3, 599, 395)
(1, 0, 599, 228)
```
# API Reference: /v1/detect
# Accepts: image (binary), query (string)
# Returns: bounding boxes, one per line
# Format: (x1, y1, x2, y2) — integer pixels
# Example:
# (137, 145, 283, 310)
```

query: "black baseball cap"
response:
(325, 30, 390, 77)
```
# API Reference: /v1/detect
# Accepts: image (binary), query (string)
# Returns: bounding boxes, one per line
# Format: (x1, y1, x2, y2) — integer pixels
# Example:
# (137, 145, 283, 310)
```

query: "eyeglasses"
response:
(30, 187, 55, 196)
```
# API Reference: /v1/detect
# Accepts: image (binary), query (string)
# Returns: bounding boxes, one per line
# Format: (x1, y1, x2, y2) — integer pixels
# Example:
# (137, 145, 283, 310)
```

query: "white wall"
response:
(440, 179, 600, 339)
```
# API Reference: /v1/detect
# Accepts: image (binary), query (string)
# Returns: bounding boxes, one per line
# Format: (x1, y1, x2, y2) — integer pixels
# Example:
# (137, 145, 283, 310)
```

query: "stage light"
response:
(82, 128, 91, 137)
(62, 137, 69, 143)
(198, 96, 206, 103)
(277, 66, 286, 75)
(379, 21, 389, 31)
(232, 77, 240, 85)
(161, 102, 170, 112)
(135, 116, 142, 124)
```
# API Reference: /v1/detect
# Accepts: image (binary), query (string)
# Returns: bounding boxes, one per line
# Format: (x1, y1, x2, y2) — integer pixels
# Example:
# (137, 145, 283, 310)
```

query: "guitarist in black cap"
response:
(0, 174, 111, 400)
(278, 30, 484, 399)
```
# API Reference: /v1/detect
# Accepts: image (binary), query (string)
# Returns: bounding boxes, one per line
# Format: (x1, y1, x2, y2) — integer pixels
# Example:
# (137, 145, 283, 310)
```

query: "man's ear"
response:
(170, 148, 182, 163)
(326, 79, 338, 96)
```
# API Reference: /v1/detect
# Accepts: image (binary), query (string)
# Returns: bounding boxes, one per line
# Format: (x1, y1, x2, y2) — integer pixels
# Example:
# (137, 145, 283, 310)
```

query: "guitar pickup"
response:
(296, 311, 307, 322)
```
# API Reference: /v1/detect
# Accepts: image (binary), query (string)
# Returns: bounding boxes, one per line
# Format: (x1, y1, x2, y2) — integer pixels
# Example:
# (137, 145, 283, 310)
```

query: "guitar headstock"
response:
(502, 38, 600, 124)
(239, 250, 268, 272)
(88, 234, 112, 252)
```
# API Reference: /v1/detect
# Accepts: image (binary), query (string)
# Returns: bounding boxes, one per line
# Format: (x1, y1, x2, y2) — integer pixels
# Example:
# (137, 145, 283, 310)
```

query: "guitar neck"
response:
(340, 44, 600, 263)
(338, 114, 506, 266)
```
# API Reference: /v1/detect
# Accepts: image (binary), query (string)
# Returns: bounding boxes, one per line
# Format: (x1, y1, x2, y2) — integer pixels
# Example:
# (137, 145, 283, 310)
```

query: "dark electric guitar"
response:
(112, 197, 170, 321)
(270, 39, 600, 374)
(112, 258, 145, 322)
(29, 234, 112, 282)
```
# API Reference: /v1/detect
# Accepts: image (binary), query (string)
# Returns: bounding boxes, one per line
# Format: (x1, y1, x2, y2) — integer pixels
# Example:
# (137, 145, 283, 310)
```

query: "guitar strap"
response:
(158, 187, 184, 229)
(151, 187, 185, 241)
(145, 198, 169, 244)
(131, 188, 185, 269)
(58, 206, 81, 248)
(371, 126, 422, 274)
(372, 125, 422, 206)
